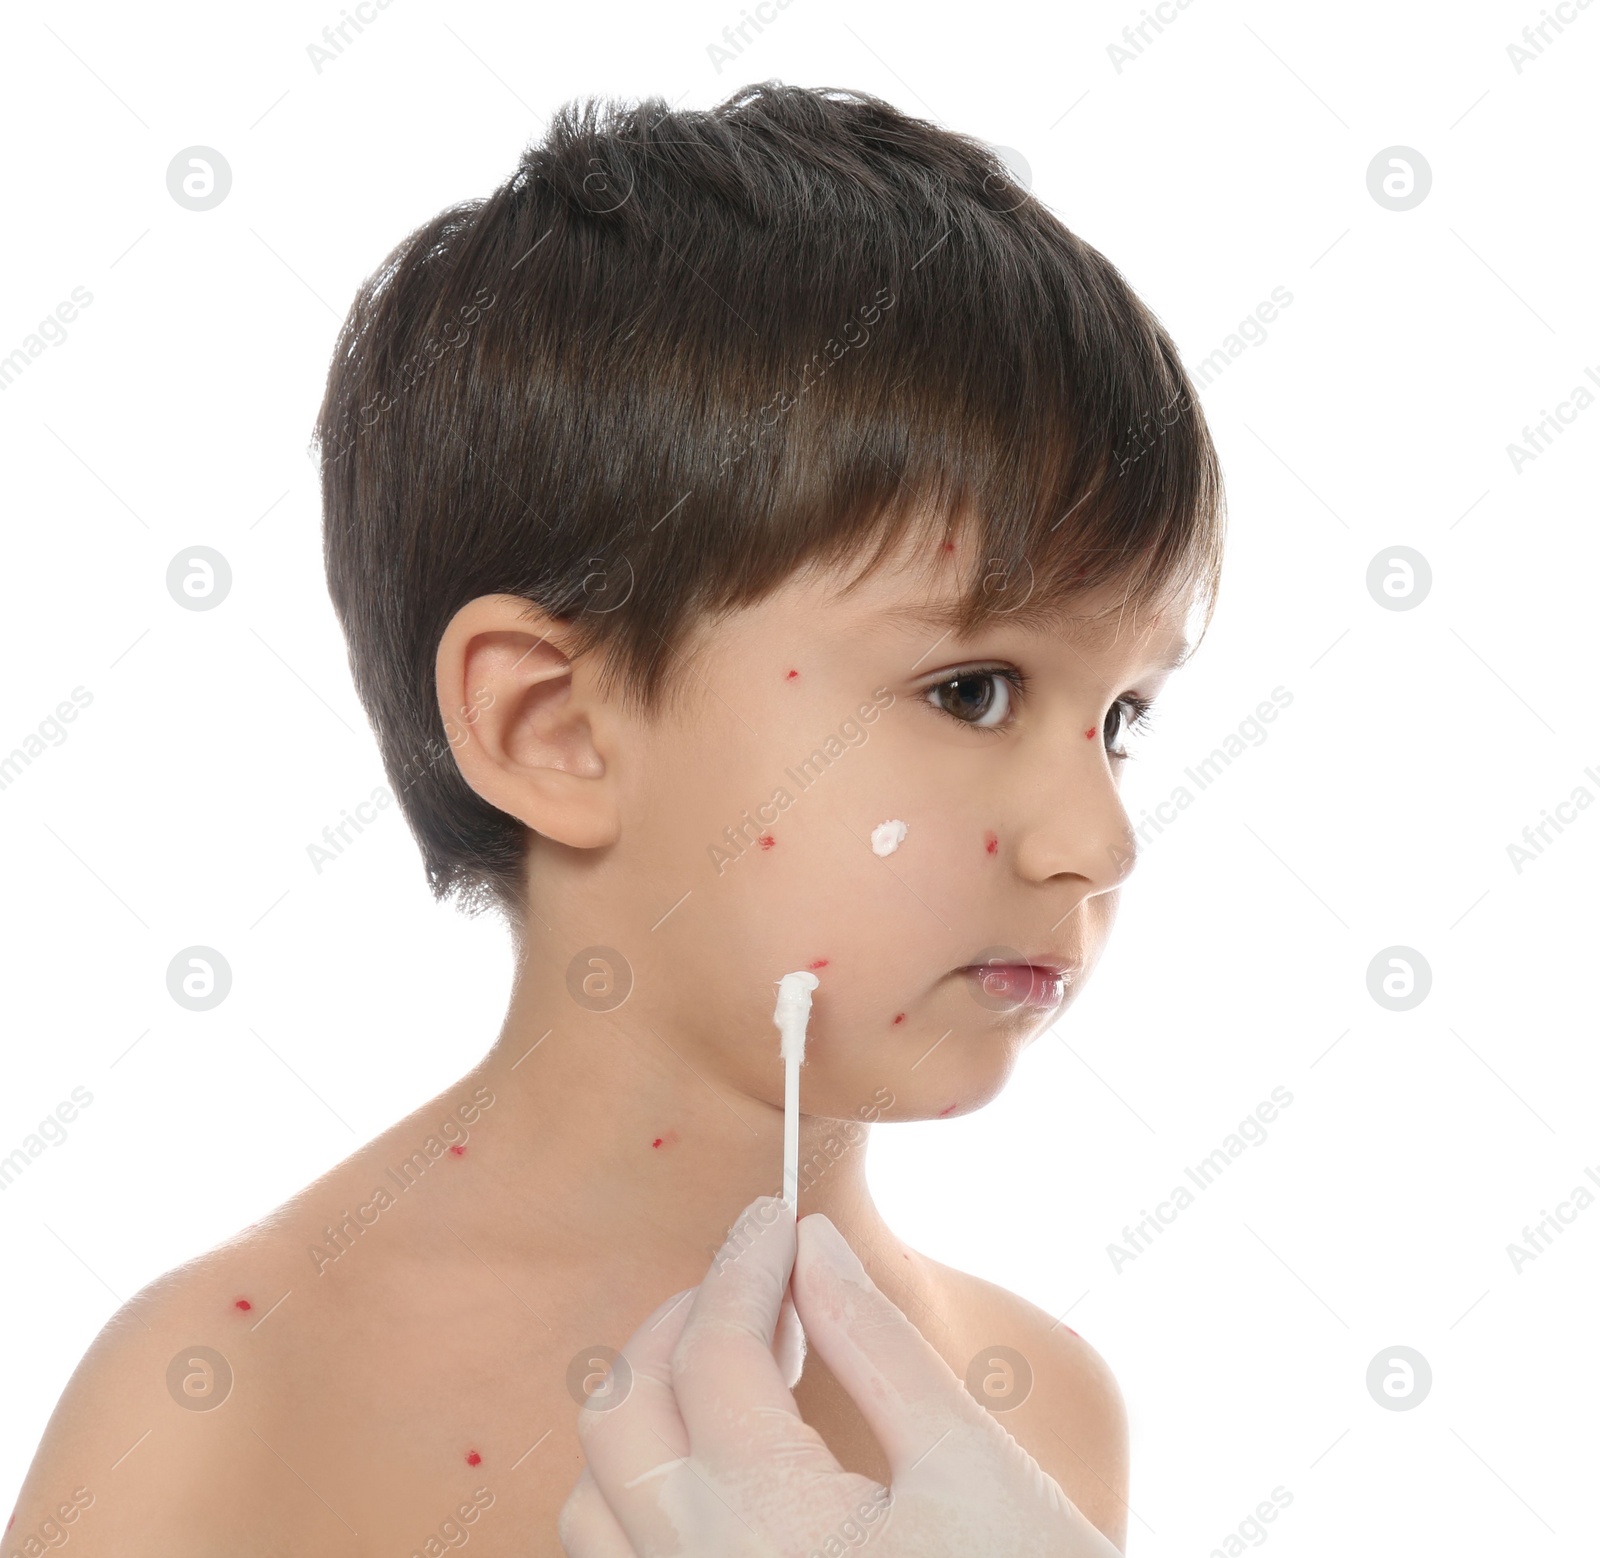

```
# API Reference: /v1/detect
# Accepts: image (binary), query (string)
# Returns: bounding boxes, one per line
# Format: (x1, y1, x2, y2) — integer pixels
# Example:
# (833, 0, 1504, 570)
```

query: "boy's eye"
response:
(924, 665, 1156, 757)
(1105, 694, 1156, 759)
(924, 667, 1024, 730)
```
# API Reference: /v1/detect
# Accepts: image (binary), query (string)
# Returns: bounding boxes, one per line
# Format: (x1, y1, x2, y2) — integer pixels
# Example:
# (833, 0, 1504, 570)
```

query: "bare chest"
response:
(236, 1271, 925, 1557)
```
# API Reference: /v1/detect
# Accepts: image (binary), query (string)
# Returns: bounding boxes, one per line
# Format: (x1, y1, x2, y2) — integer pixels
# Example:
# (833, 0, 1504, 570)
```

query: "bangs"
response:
(550, 141, 1225, 708)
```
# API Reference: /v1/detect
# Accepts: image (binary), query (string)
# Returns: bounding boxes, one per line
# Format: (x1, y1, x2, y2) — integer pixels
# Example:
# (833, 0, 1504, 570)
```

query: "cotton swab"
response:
(773, 971, 820, 1214)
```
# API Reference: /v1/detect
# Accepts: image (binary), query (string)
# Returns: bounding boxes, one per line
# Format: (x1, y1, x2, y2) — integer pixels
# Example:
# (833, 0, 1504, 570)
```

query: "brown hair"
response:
(311, 80, 1225, 929)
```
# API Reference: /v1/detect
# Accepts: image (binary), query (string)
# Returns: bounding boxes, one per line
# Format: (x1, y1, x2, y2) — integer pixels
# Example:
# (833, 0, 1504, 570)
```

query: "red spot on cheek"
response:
(758, 834, 776, 850)
(807, 958, 828, 970)
(1084, 728, 1097, 740)
(983, 831, 998, 855)
(234, 1299, 252, 1312)
(785, 668, 799, 680)
(466, 1450, 482, 1466)
(449, 1144, 466, 1156)
(892, 1012, 905, 1025)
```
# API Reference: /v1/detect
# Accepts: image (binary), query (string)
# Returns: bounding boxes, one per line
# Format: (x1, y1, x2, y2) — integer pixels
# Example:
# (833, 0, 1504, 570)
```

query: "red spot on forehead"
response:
(466, 1450, 482, 1466)
(758, 834, 776, 850)
(234, 1298, 252, 1311)
(785, 668, 799, 679)
(807, 958, 829, 970)
(892, 1012, 905, 1025)
(983, 831, 998, 855)
(449, 1144, 466, 1156)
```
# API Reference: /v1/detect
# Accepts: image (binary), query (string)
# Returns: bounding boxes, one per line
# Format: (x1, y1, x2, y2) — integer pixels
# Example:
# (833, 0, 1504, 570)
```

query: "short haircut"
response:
(312, 80, 1225, 930)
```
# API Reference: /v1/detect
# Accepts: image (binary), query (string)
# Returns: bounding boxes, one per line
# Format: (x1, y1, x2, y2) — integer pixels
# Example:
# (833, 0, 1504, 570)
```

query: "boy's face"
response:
(563, 521, 1194, 1125)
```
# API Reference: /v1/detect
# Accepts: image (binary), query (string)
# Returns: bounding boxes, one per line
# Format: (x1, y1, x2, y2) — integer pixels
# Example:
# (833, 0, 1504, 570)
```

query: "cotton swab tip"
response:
(774, 970, 820, 1064)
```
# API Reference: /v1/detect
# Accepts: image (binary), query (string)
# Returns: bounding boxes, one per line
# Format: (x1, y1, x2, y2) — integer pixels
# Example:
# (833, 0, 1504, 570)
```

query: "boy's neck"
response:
(435, 956, 892, 1291)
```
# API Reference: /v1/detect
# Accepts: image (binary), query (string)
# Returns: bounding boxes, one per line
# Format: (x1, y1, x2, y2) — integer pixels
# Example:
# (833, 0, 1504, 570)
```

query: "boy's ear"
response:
(434, 594, 620, 850)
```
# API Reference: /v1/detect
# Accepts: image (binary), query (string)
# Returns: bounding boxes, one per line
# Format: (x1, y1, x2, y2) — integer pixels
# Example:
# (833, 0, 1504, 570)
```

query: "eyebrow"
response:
(882, 599, 1194, 672)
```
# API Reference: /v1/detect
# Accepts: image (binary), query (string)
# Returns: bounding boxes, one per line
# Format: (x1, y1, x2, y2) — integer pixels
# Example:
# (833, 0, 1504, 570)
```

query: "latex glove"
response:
(558, 1193, 1121, 1557)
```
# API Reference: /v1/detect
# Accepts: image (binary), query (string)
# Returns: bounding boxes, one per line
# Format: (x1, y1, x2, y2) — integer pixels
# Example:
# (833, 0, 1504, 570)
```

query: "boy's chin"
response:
(897, 1059, 1019, 1123)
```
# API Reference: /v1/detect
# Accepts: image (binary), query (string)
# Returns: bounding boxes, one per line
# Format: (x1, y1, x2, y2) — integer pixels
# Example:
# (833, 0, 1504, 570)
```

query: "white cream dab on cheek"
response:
(870, 819, 908, 856)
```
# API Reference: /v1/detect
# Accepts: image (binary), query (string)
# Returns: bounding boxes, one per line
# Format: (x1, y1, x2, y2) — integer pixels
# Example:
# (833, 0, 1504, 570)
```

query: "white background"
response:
(2, 0, 1596, 1551)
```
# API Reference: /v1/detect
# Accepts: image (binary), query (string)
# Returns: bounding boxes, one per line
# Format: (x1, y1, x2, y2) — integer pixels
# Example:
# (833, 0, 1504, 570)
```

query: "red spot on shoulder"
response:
(983, 830, 998, 855)
(892, 1012, 905, 1025)
(466, 1450, 482, 1466)
(807, 958, 828, 970)
(234, 1298, 252, 1311)
(785, 668, 800, 679)
(449, 1144, 466, 1156)
(758, 834, 776, 850)
(938, 1103, 957, 1117)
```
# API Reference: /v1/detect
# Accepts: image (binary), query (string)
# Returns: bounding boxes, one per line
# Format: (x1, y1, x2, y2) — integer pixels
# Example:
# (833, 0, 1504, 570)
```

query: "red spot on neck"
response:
(234, 1298, 252, 1311)
(785, 668, 799, 679)
(892, 1012, 905, 1025)
(807, 958, 828, 970)
(758, 834, 776, 849)
(983, 831, 998, 855)
(449, 1144, 466, 1156)
(466, 1450, 482, 1466)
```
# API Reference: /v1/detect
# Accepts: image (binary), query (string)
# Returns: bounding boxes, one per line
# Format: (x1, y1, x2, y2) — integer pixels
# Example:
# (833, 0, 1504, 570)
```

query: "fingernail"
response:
(803, 1214, 867, 1284)
(710, 1196, 793, 1274)
(646, 1287, 695, 1332)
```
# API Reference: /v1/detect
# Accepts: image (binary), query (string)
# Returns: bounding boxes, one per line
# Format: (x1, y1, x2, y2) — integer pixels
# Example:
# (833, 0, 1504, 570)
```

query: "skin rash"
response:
(11, 517, 1189, 1554)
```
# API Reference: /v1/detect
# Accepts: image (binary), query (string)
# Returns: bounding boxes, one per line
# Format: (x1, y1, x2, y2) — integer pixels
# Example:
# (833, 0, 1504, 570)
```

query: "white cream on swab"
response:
(774, 970, 820, 1214)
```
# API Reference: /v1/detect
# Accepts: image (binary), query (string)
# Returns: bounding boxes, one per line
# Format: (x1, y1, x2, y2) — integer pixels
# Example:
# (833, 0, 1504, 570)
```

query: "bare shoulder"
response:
(6, 1224, 304, 1558)
(919, 1255, 1130, 1551)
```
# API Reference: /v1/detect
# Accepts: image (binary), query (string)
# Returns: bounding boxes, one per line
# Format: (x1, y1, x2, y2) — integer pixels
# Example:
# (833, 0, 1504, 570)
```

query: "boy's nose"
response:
(1008, 746, 1138, 895)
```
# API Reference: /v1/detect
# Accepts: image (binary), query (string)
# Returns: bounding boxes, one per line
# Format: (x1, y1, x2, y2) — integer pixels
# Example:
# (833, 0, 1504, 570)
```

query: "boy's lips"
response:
(956, 957, 1077, 1010)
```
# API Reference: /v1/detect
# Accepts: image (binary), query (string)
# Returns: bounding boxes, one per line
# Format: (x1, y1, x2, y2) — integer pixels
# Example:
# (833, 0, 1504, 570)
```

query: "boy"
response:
(7, 80, 1222, 1555)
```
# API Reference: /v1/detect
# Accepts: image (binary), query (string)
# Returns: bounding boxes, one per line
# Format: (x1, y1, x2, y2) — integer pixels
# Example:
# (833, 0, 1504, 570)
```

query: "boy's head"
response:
(312, 82, 1223, 1115)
